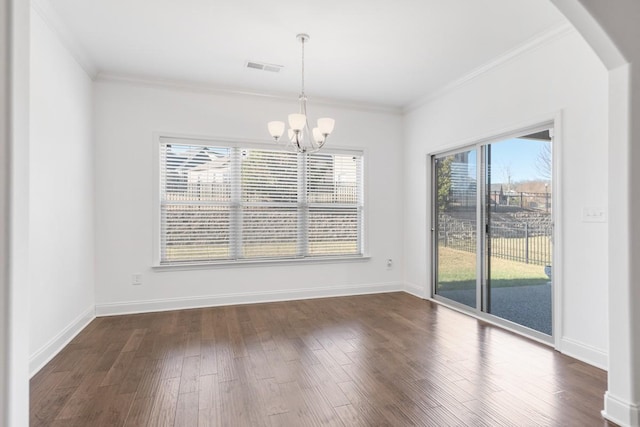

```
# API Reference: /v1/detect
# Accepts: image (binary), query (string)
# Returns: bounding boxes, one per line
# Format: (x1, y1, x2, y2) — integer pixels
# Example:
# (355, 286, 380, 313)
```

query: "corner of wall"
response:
(29, 305, 95, 377)
(403, 282, 428, 299)
(559, 336, 608, 370)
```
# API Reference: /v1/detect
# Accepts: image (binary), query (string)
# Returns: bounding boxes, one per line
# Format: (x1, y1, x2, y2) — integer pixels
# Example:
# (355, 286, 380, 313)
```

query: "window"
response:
(157, 137, 364, 265)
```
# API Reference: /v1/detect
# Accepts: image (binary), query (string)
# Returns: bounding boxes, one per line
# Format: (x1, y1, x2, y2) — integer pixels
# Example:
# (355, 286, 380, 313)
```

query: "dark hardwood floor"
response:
(30, 292, 614, 426)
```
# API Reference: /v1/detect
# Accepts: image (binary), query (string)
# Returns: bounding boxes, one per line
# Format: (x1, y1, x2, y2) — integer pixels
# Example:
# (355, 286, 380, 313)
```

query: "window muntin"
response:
(159, 139, 363, 265)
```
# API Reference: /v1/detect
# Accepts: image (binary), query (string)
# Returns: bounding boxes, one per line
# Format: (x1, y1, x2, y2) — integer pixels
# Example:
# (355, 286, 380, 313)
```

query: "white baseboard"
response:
(559, 337, 608, 370)
(29, 305, 95, 377)
(95, 282, 404, 316)
(403, 282, 427, 299)
(603, 391, 640, 427)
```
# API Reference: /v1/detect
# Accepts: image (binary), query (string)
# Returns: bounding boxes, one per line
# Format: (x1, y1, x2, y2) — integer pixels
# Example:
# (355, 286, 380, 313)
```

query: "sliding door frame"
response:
(431, 145, 483, 314)
(429, 114, 563, 349)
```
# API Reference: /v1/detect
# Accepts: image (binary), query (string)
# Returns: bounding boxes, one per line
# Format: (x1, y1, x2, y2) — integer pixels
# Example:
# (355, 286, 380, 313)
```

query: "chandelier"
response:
(267, 33, 335, 153)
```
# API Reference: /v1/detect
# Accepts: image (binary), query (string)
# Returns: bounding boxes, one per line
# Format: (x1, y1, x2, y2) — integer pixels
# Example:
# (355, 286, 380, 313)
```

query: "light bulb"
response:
(268, 121, 285, 140)
(288, 113, 306, 131)
(312, 127, 324, 144)
(317, 118, 335, 135)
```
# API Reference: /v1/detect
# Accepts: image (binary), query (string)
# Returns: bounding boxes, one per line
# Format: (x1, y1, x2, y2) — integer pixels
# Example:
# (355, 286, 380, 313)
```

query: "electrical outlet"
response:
(132, 273, 142, 285)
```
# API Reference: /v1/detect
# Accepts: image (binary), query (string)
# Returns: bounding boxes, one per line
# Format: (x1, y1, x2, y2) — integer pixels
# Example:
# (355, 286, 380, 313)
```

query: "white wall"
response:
(403, 30, 609, 366)
(28, 9, 95, 374)
(93, 79, 404, 313)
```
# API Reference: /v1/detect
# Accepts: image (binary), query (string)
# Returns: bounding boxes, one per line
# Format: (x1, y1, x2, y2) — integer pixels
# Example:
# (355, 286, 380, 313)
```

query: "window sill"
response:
(152, 254, 371, 272)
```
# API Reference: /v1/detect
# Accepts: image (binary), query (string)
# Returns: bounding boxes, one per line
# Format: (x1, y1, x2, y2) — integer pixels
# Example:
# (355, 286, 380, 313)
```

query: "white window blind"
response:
(159, 140, 363, 264)
(307, 153, 362, 257)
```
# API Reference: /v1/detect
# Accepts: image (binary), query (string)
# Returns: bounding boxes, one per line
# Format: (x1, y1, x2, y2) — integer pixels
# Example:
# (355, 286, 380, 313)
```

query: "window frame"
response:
(152, 133, 369, 269)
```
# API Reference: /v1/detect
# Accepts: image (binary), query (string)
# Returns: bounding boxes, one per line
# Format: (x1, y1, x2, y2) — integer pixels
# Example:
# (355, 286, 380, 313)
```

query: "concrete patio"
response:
(439, 283, 552, 335)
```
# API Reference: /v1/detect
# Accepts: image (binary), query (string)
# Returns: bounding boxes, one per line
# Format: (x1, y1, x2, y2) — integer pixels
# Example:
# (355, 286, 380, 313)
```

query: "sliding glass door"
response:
(433, 127, 554, 339)
(433, 149, 478, 309)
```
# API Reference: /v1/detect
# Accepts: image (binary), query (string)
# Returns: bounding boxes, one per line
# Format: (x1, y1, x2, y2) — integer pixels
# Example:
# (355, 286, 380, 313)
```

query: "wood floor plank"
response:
(263, 347, 297, 384)
(174, 391, 199, 426)
(94, 344, 124, 373)
(199, 340, 218, 376)
(198, 407, 220, 427)
(122, 328, 148, 353)
(122, 396, 154, 427)
(311, 348, 351, 384)
(54, 351, 100, 390)
(200, 309, 215, 341)
(336, 380, 395, 425)
(333, 403, 368, 427)
(50, 347, 86, 374)
(198, 374, 220, 411)
(55, 371, 106, 420)
(147, 377, 180, 426)
(184, 331, 202, 357)
(161, 355, 184, 380)
(30, 292, 615, 427)
(294, 382, 344, 425)
(219, 379, 267, 427)
(303, 362, 351, 408)
(30, 383, 75, 426)
(178, 355, 201, 394)
(101, 350, 137, 387)
(254, 377, 289, 416)
(273, 380, 315, 425)
(226, 307, 249, 359)
(117, 355, 150, 395)
(30, 370, 67, 409)
(132, 357, 163, 399)
(95, 387, 135, 426)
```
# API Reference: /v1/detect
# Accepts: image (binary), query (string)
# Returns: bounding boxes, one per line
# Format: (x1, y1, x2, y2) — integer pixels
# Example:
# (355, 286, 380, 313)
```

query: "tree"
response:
(501, 164, 514, 192)
(536, 143, 552, 180)
(436, 157, 453, 210)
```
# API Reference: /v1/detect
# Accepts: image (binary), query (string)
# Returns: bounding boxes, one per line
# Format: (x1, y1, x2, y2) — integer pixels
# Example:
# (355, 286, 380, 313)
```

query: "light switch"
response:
(582, 207, 607, 223)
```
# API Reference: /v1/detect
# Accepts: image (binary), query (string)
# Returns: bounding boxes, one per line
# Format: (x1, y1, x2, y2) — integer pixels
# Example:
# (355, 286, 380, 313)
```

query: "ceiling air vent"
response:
(246, 61, 283, 73)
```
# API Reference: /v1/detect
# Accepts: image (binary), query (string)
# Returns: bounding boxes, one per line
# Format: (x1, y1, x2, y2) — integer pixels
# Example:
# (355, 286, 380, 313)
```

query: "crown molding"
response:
(30, 1, 574, 117)
(30, 0, 98, 78)
(95, 72, 404, 115)
(403, 22, 577, 113)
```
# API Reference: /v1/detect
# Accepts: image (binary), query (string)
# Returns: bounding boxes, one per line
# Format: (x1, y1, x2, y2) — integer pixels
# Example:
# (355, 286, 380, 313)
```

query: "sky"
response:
(490, 137, 550, 183)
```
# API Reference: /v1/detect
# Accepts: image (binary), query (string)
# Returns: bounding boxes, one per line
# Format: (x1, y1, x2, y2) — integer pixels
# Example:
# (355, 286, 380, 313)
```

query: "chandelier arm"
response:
(295, 132, 302, 151)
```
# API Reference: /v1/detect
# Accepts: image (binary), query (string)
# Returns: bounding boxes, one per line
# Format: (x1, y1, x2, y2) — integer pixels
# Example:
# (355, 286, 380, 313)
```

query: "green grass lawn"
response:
(445, 235, 551, 266)
(437, 246, 549, 291)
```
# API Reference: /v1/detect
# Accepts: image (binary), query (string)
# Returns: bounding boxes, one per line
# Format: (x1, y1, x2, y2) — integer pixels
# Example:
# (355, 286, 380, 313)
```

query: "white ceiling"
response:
(42, 0, 568, 108)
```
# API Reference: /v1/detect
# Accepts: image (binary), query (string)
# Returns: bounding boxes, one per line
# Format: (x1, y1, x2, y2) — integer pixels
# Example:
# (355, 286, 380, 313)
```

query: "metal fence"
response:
(489, 191, 551, 212)
(438, 215, 552, 266)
